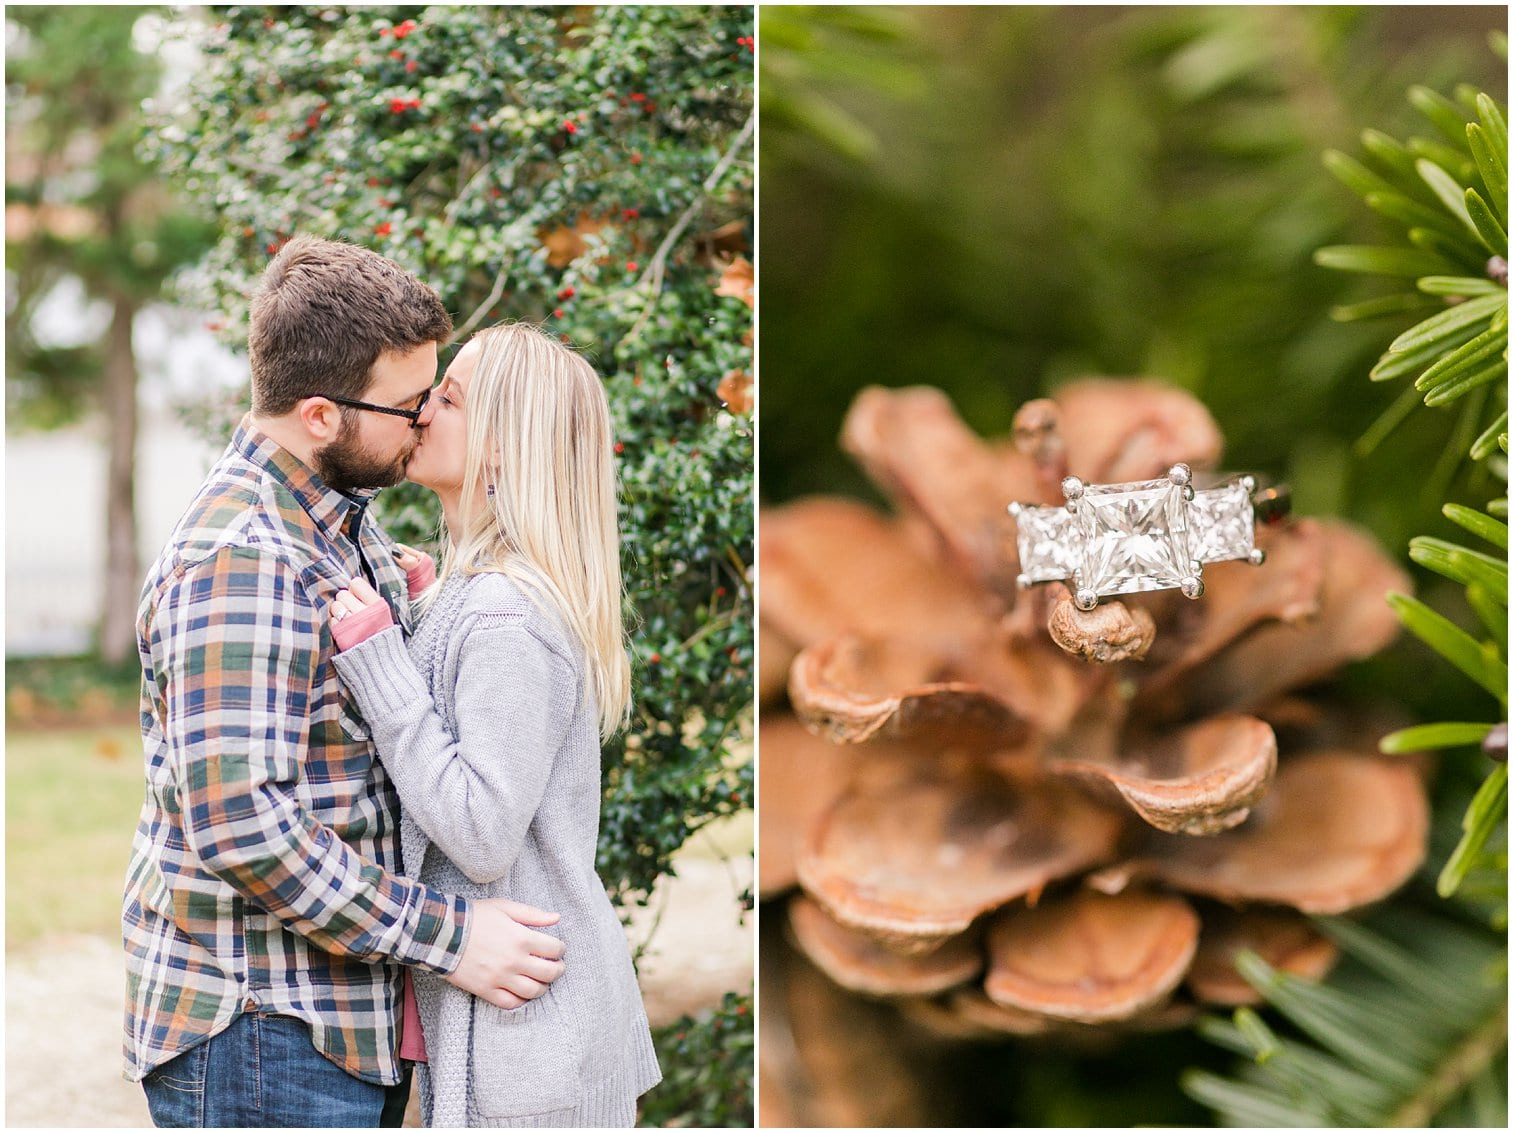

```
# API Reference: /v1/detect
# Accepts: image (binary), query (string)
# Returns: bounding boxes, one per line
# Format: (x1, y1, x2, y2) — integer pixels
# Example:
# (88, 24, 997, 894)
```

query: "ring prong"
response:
(1074, 587, 1098, 611)
(1180, 575, 1204, 599)
(1008, 501, 1024, 517)
(1168, 463, 1191, 487)
(1182, 485, 1195, 502)
(1016, 573, 1032, 590)
(1240, 475, 1256, 492)
(1249, 547, 1266, 566)
(1061, 475, 1084, 503)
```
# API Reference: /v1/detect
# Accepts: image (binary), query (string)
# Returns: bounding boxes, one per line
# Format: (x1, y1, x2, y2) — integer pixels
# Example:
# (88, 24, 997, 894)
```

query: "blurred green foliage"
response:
(640, 991, 754, 1128)
(5, 5, 216, 427)
(146, 4, 754, 910)
(760, 6, 1504, 531)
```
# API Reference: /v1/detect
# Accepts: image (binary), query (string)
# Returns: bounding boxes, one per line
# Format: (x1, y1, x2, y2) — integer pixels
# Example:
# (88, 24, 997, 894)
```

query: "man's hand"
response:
(445, 898, 566, 1009)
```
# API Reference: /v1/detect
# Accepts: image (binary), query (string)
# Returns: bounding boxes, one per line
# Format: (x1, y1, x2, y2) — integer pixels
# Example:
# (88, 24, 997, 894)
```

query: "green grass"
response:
(6, 723, 144, 949)
(5, 722, 754, 951)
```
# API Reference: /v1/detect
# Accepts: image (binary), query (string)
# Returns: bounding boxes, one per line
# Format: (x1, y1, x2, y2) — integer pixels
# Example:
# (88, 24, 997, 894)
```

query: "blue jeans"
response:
(141, 1011, 411, 1128)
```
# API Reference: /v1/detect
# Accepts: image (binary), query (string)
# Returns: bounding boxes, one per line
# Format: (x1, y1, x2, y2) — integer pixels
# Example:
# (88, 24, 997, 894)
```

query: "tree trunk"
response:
(99, 293, 140, 666)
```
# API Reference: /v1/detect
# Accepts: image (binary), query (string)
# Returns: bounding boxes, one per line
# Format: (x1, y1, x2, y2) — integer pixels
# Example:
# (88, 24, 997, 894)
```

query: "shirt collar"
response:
(233, 415, 379, 540)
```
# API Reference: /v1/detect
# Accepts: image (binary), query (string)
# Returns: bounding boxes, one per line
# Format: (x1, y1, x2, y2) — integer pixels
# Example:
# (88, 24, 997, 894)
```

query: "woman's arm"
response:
(331, 614, 577, 885)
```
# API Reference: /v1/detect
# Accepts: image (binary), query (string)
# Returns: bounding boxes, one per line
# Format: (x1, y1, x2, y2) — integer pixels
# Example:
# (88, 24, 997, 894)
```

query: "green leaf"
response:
(1234, 1005, 1284, 1063)
(1466, 123, 1507, 226)
(1410, 136, 1479, 182)
(1405, 224, 1484, 269)
(1439, 763, 1509, 898)
(1380, 721, 1495, 753)
(1370, 317, 1484, 381)
(1476, 92, 1508, 165)
(1388, 592, 1509, 702)
(1313, 244, 1448, 277)
(1465, 188, 1508, 255)
(1330, 292, 1437, 322)
(1410, 84, 1474, 144)
(1386, 291, 1503, 354)
(1471, 409, 1510, 460)
(1408, 537, 1507, 595)
(1323, 148, 1400, 203)
(1421, 354, 1507, 408)
(1361, 128, 1441, 204)
(1182, 1069, 1327, 1128)
(1365, 190, 1485, 254)
(1443, 502, 1510, 550)
(1417, 274, 1504, 296)
(1415, 322, 1509, 400)
(1417, 158, 1480, 239)
(1466, 583, 1509, 646)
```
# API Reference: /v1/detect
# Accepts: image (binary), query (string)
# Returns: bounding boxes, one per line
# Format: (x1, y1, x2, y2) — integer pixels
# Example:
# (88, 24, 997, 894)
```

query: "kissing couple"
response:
(123, 236, 660, 1127)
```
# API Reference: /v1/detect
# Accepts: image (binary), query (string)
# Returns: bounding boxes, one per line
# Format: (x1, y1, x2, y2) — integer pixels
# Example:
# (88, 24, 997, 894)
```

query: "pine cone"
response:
(760, 381, 1428, 1119)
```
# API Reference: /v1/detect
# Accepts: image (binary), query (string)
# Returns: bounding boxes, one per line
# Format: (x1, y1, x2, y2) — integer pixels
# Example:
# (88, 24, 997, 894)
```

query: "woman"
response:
(325, 322, 661, 1126)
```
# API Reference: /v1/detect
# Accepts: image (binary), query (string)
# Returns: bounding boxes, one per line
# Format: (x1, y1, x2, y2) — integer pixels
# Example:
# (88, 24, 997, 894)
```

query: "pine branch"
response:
(1388, 1001, 1509, 1127)
(1186, 910, 1508, 1127)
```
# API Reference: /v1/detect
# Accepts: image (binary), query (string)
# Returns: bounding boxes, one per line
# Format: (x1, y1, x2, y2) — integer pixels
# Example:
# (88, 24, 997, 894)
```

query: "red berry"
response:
(557, 286, 575, 300)
(243, 226, 255, 237)
(367, 177, 380, 187)
(564, 120, 577, 134)
(630, 152, 642, 165)
(375, 222, 392, 236)
(379, 27, 390, 37)
(649, 652, 661, 663)
(266, 242, 278, 254)
(390, 49, 404, 60)
(614, 442, 624, 454)
(405, 60, 417, 72)
(630, 92, 646, 102)
(553, 308, 564, 319)
(626, 261, 638, 272)
(622, 208, 639, 219)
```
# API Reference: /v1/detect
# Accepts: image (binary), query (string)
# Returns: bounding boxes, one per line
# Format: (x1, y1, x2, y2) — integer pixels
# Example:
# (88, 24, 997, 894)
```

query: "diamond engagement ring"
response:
(1009, 464, 1290, 610)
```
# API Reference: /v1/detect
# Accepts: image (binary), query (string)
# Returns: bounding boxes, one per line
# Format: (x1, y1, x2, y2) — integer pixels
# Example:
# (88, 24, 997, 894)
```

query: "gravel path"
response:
(5, 855, 753, 1128)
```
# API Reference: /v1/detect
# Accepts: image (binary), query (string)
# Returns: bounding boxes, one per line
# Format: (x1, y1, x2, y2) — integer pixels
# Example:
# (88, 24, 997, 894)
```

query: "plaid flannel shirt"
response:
(123, 418, 469, 1086)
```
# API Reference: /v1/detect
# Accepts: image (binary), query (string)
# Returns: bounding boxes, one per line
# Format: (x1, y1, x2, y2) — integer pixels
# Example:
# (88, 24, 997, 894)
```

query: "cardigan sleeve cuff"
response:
(329, 624, 430, 722)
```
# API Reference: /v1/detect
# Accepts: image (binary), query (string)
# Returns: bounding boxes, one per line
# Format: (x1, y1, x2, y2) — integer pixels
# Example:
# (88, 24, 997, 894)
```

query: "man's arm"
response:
(153, 546, 562, 1005)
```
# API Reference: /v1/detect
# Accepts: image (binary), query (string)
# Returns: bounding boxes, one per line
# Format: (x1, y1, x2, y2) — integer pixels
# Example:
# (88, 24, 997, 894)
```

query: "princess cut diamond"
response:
(1015, 505, 1078, 583)
(1076, 479, 1194, 597)
(1190, 483, 1255, 562)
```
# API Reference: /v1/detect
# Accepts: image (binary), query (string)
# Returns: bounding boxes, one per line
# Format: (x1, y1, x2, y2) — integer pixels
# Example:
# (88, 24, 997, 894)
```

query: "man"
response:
(123, 236, 564, 1127)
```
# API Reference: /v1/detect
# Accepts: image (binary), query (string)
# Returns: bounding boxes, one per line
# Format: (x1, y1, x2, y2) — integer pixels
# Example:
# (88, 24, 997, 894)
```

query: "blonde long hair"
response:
(432, 322, 631, 739)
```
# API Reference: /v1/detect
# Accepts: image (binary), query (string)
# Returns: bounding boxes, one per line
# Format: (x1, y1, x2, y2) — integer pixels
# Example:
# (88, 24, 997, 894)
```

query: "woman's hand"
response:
(329, 577, 395, 650)
(393, 543, 437, 598)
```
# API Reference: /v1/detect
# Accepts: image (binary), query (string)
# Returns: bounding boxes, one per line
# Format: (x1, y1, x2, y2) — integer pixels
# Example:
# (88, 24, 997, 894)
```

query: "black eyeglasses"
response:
(321, 387, 432, 426)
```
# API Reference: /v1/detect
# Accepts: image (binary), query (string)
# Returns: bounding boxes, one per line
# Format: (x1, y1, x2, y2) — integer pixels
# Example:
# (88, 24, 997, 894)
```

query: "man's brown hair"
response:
(248, 235, 453, 415)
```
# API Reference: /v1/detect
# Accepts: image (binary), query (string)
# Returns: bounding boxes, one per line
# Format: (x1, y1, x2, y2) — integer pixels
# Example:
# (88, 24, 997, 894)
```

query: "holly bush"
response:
(640, 991, 754, 1128)
(146, 4, 754, 906)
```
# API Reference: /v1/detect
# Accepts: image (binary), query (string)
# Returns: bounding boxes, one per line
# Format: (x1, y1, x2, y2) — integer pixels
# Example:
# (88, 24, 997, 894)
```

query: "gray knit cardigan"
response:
(332, 572, 660, 1127)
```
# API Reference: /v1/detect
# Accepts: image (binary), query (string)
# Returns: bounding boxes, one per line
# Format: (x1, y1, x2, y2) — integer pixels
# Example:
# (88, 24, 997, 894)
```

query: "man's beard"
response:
(313, 418, 415, 493)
